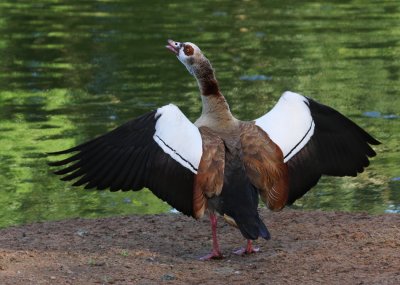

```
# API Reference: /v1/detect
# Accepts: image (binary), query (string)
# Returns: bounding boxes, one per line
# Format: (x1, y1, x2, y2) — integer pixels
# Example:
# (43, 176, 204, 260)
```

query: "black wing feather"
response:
(286, 98, 380, 205)
(48, 110, 195, 217)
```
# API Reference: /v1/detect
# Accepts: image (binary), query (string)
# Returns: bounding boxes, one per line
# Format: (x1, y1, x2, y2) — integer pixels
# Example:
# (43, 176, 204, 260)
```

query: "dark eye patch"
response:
(183, 44, 194, 56)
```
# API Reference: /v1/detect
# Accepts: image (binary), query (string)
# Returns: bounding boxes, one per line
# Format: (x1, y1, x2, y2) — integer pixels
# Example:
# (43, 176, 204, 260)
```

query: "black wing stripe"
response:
(154, 134, 198, 173)
(284, 119, 314, 161)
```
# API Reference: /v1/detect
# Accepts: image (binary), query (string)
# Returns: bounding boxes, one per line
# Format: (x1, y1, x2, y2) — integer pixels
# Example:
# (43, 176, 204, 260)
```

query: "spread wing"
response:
(255, 91, 380, 205)
(48, 104, 204, 217)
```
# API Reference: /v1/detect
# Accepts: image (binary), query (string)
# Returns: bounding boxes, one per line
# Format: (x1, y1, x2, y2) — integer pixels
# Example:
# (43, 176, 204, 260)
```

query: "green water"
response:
(0, 1, 399, 228)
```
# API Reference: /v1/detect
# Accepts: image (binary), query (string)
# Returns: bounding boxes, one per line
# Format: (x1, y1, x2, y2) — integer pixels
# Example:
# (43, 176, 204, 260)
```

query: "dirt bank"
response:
(0, 209, 399, 284)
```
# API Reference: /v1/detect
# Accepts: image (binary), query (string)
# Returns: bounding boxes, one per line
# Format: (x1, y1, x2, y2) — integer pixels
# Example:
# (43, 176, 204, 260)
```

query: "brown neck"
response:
(193, 57, 221, 97)
(191, 57, 234, 124)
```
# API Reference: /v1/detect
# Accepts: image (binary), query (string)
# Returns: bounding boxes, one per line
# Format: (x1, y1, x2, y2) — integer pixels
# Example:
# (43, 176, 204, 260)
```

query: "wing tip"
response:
(47, 146, 80, 156)
(47, 153, 80, 167)
(369, 137, 381, 146)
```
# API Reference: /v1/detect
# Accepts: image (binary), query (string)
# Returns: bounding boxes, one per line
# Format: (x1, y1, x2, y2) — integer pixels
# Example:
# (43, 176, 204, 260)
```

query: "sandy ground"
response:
(0, 209, 399, 285)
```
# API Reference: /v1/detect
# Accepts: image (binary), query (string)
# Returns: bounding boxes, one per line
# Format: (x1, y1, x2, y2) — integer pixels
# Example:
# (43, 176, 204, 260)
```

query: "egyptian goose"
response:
(49, 39, 380, 260)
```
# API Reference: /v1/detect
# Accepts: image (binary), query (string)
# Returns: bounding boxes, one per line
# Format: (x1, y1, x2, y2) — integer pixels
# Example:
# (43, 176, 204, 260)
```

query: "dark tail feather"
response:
(257, 216, 271, 240)
(235, 214, 271, 240)
(221, 156, 271, 240)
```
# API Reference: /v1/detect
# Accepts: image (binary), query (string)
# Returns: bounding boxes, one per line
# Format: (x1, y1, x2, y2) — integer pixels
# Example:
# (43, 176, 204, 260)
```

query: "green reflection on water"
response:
(0, 0, 399, 228)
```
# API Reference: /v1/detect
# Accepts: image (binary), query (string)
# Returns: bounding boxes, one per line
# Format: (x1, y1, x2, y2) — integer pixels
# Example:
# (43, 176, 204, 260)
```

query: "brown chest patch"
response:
(184, 44, 194, 56)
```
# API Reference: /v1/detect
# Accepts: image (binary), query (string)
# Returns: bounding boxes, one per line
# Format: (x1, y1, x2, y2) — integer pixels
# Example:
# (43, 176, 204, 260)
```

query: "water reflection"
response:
(0, 0, 399, 228)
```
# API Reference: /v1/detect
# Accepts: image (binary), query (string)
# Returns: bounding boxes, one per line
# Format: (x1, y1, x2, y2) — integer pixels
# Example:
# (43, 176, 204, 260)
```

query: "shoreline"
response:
(1, 209, 399, 284)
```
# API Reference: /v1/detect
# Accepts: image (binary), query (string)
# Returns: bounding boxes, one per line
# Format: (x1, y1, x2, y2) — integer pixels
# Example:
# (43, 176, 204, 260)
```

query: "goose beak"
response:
(166, 39, 181, 55)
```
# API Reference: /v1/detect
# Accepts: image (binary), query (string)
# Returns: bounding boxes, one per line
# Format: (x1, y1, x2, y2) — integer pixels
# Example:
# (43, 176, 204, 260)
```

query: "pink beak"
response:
(166, 39, 180, 55)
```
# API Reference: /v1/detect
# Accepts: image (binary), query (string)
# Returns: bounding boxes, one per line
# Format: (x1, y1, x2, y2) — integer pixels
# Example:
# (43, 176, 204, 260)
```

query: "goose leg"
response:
(199, 213, 223, 260)
(234, 240, 260, 255)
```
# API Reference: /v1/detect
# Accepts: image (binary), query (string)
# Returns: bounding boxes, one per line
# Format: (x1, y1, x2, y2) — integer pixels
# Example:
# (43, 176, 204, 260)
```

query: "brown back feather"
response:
(240, 122, 289, 211)
(192, 127, 225, 219)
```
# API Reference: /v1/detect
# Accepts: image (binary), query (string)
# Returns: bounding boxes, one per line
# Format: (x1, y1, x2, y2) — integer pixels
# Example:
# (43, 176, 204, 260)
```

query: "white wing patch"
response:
(255, 91, 315, 162)
(153, 104, 202, 174)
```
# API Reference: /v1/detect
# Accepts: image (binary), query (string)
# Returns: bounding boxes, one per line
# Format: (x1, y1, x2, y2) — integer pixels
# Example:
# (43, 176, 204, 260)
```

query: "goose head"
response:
(166, 39, 204, 76)
(166, 39, 220, 97)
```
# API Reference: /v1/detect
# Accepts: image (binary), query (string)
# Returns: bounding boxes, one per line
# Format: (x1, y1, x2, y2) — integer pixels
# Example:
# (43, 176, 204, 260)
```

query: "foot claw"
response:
(234, 246, 260, 255)
(199, 251, 224, 261)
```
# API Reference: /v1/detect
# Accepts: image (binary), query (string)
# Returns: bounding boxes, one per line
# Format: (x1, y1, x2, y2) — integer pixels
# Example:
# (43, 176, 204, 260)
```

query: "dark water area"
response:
(0, 0, 399, 228)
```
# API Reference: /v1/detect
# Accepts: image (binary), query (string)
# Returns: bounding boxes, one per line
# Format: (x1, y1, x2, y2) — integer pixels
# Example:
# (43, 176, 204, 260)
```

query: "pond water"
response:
(0, 0, 399, 228)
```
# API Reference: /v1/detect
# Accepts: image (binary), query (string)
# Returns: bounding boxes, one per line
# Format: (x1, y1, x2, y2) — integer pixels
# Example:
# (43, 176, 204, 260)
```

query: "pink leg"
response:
(234, 240, 260, 255)
(199, 213, 223, 260)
